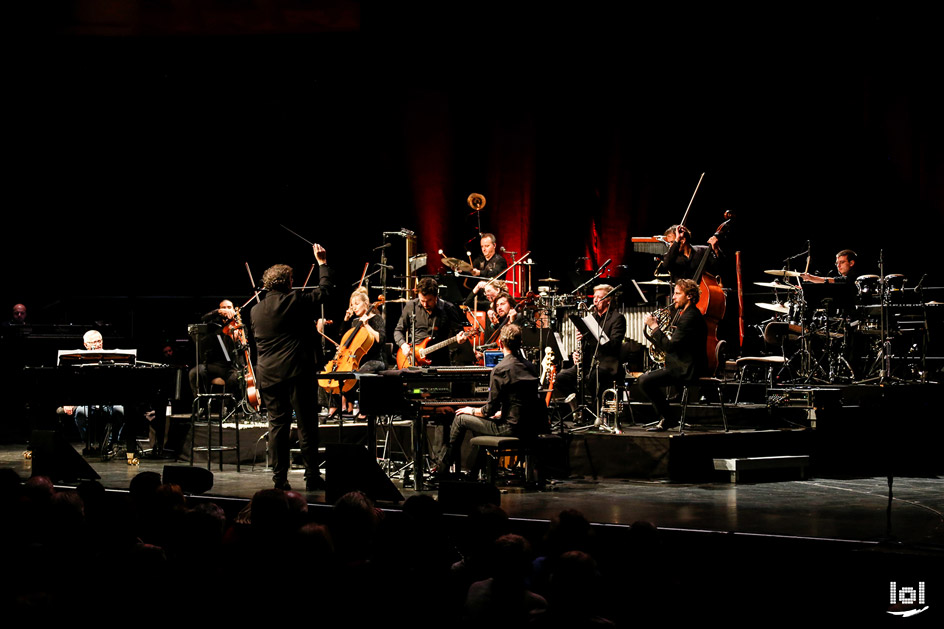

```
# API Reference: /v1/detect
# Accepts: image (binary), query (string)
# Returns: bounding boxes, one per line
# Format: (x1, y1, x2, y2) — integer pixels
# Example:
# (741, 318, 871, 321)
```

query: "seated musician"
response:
(328, 289, 387, 416)
(800, 249, 859, 284)
(663, 224, 722, 282)
(470, 232, 508, 281)
(554, 284, 626, 410)
(394, 277, 467, 367)
(439, 324, 544, 476)
(485, 293, 526, 341)
(61, 330, 134, 463)
(463, 278, 504, 309)
(639, 279, 707, 432)
(188, 299, 240, 397)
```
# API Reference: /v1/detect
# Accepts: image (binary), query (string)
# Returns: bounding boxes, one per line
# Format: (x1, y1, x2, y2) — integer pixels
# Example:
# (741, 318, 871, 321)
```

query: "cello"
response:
(318, 297, 384, 394)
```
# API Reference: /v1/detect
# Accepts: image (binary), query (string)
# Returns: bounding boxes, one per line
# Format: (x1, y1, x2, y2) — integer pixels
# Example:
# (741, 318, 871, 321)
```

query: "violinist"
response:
(188, 300, 240, 397)
(663, 225, 722, 283)
(640, 279, 708, 431)
(486, 293, 525, 340)
(463, 278, 503, 309)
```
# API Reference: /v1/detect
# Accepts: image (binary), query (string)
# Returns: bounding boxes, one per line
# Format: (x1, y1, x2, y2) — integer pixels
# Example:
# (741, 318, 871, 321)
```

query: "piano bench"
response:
(470, 434, 561, 487)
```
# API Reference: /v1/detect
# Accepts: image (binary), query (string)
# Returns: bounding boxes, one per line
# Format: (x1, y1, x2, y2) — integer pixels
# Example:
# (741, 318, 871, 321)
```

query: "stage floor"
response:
(4, 440, 942, 549)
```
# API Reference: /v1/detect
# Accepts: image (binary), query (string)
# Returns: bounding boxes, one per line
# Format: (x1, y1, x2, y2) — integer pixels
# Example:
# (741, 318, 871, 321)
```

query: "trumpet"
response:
(645, 306, 674, 364)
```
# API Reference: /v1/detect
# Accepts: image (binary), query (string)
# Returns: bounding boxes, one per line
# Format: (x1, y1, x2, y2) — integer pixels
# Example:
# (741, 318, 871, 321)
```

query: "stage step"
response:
(713, 455, 810, 483)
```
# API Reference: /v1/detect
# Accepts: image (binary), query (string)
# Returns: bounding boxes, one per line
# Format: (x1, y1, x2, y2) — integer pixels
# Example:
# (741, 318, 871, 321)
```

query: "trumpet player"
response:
(555, 284, 626, 410)
(640, 278, 707, 432)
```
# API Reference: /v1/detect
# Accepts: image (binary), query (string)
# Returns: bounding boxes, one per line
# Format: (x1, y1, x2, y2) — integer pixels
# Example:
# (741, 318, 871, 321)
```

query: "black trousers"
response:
(637, 368, 681, 423)
(260, 374, 320, 483)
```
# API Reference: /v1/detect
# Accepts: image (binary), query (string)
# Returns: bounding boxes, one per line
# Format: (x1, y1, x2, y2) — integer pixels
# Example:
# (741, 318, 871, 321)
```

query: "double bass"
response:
(674, 174, 730, 372)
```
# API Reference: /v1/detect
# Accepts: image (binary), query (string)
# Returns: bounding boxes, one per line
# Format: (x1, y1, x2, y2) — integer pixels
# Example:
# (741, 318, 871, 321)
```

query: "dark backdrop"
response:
(9, 3, 942, 350)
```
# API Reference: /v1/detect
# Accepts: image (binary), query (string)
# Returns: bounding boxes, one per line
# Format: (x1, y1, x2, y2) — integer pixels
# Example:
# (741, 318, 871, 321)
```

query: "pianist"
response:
(438, 324, 544, 477)
(61, 330, 131, 462)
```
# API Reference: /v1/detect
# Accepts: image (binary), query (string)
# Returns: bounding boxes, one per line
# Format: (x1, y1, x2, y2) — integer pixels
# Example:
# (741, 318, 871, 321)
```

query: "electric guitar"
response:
(397, 331, 470, 369)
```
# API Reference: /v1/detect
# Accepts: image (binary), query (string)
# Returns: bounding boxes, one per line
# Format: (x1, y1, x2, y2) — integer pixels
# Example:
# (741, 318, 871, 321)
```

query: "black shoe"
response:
(274, 479, 292, 491)
(647, 419, 678, 432)
(305, 475, 326, 491)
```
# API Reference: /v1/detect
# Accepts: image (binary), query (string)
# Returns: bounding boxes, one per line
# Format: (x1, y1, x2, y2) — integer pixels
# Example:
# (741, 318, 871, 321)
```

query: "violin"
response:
(224, 308, 261, 411)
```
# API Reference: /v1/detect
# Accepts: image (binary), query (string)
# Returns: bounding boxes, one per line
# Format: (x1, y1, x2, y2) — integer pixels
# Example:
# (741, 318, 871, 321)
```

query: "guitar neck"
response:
(422, 333, 462, 356)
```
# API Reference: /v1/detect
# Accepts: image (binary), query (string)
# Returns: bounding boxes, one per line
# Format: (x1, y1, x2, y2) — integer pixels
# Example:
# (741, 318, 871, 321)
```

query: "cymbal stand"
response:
(787, 289, 828, 384)
(826, 317, 856, 383)
(859, 250, 905, 384)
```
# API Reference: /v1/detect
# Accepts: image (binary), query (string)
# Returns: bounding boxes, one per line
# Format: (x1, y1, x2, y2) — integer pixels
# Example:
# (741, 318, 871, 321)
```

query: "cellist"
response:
(322, 289, 386, 417)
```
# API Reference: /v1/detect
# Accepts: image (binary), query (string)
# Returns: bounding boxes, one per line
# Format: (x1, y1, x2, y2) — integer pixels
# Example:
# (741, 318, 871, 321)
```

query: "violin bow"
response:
(245, 262, 262, 304)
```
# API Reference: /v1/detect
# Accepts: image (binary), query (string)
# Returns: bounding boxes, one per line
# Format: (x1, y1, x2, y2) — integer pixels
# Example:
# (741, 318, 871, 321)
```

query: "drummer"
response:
(470, 233, 508, 281)
(801, 249, 859, 284)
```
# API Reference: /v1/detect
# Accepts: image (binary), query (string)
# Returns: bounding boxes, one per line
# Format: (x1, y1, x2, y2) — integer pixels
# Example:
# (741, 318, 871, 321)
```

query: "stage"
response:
(5, 381, 943, 621)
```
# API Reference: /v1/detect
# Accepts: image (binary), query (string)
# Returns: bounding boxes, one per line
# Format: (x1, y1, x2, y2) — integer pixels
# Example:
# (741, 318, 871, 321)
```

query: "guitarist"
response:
(394, 277, 468, 367)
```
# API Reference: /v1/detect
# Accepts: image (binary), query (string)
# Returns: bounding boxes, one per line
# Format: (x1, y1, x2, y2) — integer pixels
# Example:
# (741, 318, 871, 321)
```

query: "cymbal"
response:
(538, 277, 560, 283)
(441, 257, 473, 273)
(755, 302, 790, 314)
(638, 279, 671, 286)
(764, 269, 803, 278)
(754, 281, 799, 291)
(384, 298, 411, 303)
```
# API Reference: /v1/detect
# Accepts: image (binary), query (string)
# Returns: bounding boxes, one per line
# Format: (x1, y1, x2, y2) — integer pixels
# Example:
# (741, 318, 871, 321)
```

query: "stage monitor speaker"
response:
(29, 429, 100, 482)
(437, 480, 501, 515)
(162, 465, 214, 495)
(325, 443, 403, 504)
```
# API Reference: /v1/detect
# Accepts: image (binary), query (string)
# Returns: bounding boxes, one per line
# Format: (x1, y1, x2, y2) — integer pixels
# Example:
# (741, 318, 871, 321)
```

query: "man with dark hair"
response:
(440, 324, 543, 475)
(394, 277, 466, 367)
(801, 249, 859, 284)
(486, 293, 525, 340)
(663, 224, 722, 282)
(251, 244, 333, 491)
(640, 278, 708, 431)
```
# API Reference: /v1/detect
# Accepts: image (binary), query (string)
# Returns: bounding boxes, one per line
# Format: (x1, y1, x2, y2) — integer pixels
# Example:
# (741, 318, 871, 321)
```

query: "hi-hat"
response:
(638, 279, 671, 286)
(538, 277, 560, 283)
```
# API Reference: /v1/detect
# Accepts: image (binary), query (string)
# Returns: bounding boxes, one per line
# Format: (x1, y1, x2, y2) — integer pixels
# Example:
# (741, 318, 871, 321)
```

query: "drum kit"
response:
(751, 266, 931, 384)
